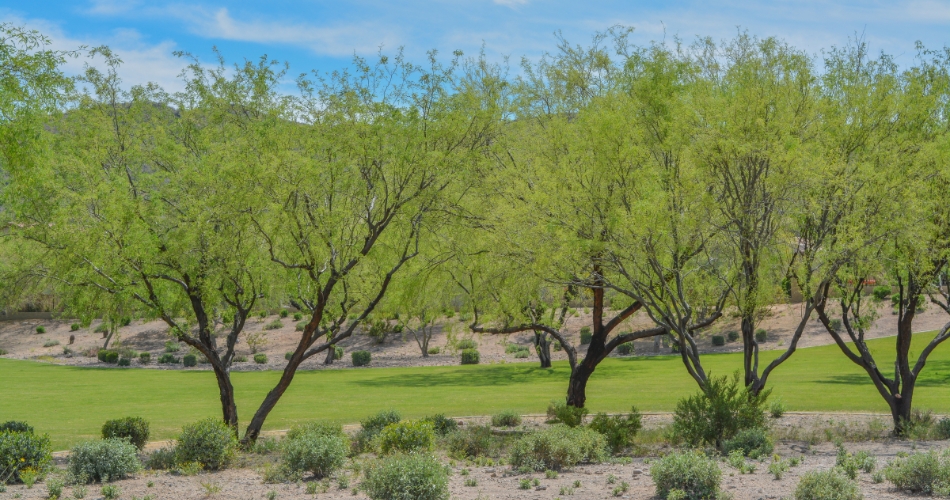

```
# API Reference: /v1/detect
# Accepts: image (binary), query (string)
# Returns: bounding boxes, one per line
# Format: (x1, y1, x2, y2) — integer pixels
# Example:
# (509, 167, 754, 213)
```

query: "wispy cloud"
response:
(493, 0, 530, 7)
(86, 0, 142, 16)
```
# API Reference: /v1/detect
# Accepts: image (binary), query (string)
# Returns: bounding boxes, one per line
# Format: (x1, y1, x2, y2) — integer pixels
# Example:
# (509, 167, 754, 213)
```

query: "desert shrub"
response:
(0, 349, 7, 355)
(158, 353, 178, 364)
(68, 438, 141, 483)
(769, 399, 786, 418)
(362, 452, 449, 500)
(378, 421, 435, 455)
(794, 469, 861, 500)
(234, 355, 247, 363)
(94, 323, 110, 334)
(43, 339, 59, 347)
(175, 418, 237, 471)
(333, 346, 344, 360)
(671, 372, 769, 448)
(872, 285, 891, 301)
(588, 407, 642, 453)
(352, 350, 371, 367)
(36, 326, 45, 334)
(460, 349, 480, 365)
(456, 338, 477, 350)
(101, 417, 150, 450)
(447, 425, 494, 459)
(828, 318, 842, 333)
(509, 425, 607, 471)
(491, 410, 522, 427)
(883, 450, 947, 494)
(579, 327, 592, 345)
(46, 476, 63, 498)
(98, 350, 119, 364)
(505, 343, 525, 354)
(71, 323, 81, 331)
(183, 354, 197, 367)
(935, 418, 950, 439)
(119, 317, 131, 327)
(547, 400, 589, 427)
(0, 421, 33, 434)
(264, 319, 283, 330)
(427, 347, 440, 355)
(293, 312, 303, 321)
(726, 331, 739, 342)
(280, 424, 348, 478)
(295, 321, 307, 332)
(616, 342, 634, 355)
(279, 309, 289, 318)
(254, 353, 268, 364)
(355, 409, 401, 451)
(164, 341, 180, 353)
(0, 429, 51, 484)
(722, 428, 773, 459)
(711, 335, 725, 347)
(145, 447, 176, 470)
(754, 329, 767, 342)
(139, 352, 150, 364)
(650, 450, 721, 500)
(421, 414, 457, 436)
(284, 352, 293, 361)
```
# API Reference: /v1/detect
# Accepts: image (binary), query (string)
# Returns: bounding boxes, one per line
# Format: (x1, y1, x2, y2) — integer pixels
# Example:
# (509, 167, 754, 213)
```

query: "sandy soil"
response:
(2, 413, 943, 500)
(1, 301, 947, 372)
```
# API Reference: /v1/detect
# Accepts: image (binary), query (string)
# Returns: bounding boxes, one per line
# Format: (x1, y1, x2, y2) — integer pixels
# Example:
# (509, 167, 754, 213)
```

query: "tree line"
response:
(2, 24, 950, 439)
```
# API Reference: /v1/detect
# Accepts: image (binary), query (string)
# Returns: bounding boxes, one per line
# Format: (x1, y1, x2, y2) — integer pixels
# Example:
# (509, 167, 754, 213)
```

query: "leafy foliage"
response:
(650, 451, 721, 500)
(509, 425, 607, 471)
(174, 418, 237, 471)
(68, 438, 140, 483)
(101, 417, 150, 450)
(362, 453, 449, 500)
(672, 373, 769, 448)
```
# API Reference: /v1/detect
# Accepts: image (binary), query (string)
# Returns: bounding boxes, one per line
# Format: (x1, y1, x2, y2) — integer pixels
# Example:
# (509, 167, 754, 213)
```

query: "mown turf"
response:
(3, 332, 950, 449)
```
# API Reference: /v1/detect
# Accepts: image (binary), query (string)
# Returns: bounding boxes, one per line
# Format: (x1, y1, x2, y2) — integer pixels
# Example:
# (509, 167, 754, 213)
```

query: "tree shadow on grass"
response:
(814, 374, 875, 386)
(813, 360, 950, 389)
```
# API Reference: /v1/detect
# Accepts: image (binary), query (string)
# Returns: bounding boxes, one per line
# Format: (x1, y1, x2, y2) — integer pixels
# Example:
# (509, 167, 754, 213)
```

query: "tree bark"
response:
(323, 344, 335, 365)
(211, 362, 239, 428)
(534, 330, 552, 368)
(243, 355, 303, 443)
(566, 362, 595, 406)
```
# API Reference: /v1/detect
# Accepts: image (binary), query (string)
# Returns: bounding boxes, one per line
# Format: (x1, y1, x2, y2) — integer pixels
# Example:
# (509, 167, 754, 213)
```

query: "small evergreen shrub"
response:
(333, 346, 344, 360)
(491, 410, 522, 427)
(158, 353, 179, 364)
(0, 428, 51, 484)
(754, 329, 767, 342)
(769, 399, 786, 418)
(0, 421, 33, 434)
(293, 312, 303, 321)
(352, 350, 371, 367)
(711, 335, 725, 346)
(117, 357, 131, 367)
(284, 352, 293, 361)
(164, 341, 180, 353)
(234, 355, 247, 363)
(794, 469, 861, 500)
(722, 428, 773, 459)
(509, 425, 607, 471)
(102, 417, 150, 450)
(828, 318, 843, 333)
(35, 326, 46, 334)
(727, 331, 739, 342)
(671, 372, 768, 448)
(579, 327, 592, 345)
(547, 400, 589, 427)
(356, 409, 401, 451)
(94, 323, 110, 334)
(145, 447, 176, 470)
(447, 425, 494, 459)
(71, 323, 81, 331)
(45, 477, 63, 498)
(378, 421, 435, 455)
(0, 349, 7, 355)
(280, 424, 348, 478)
(872, 285, 891, 301)
(362, 453, 449, 500)
(119, 317, 131, 327)
(427, 347, 440, 355)
(421, 414, 457, 436)
(43, 339, 59, 347)
(935, 418, 950, 439)
(175, 418, 237, 471)
(616, 343, 634, 355)
(883, 450, 947, 494)
(588, 407, 642, 453)
(183, 354, 197, 367)
(295, 321, 307, 332)
(650, 450, 721, 500)
(139, 352, 151, 364)
(504, 343, 524, 354)
(69, 438, 141, 483)
(254, 353, 268, 364)
(456, 339, 477, 350)
(279, 309, 289, 318)
(460, 349, 480, 365)
(264, 319, 283, 330)
(98, 350, 119, 364)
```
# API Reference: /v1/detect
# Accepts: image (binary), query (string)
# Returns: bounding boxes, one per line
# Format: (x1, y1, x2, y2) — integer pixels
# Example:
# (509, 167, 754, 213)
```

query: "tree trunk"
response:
(566, 364, 594, 407)
(741, 315, 756, 388)
(890, 390, 914, 436)
(211, 362, 239, 429)
(243, 357, 303, 443)
(534, 331, 551, 368)
(323, 344, 335, 365)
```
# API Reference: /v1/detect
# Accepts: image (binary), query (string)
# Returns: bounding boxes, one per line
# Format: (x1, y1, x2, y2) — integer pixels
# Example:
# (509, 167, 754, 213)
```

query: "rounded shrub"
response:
(378, 421, 435, 455)
(102, 417, 150, 450)
(460, 349, 480, 365)
(280, 423, 349, 478)
(650, 450, 721, 500)
(421, 414, 457, 436)
(711, 335, 725, 347)
(883, 450, 945, 494)
(579, 327, 592, 345)
(754, 329, 768, 343)
(352, 350, 371, 367)
(0, 428, 51, 484)
(356, 409, 401, 451)
(491, 410, 522, 427)
(293, 312, 303, 321)
(253, 353, 268, 364)
(279, 309, 289, 318)
(284, 351, 293, 361)
(616, 342, 635, 355)
(362, 453, 449, 500)
(68, 438, 141, 483)
(671, 372, 768, 448)
(139, 352, 151, 364)
(158, 353, 178, 364)
(722, 428, 773, 459)
(98, 350, 119, 364)
(794, 469, 861, 500)
(35, 326, 46, 334)
(588, 407, 642, 454)
(447, 425, 494, 459)
(0, 421, 34, 434)
(547, 400, 589, 427)
(872, 285, 891, 301)
(456, 339, 477, 350)
(118, 357, 131, 367)
(182, 354, 197, 367)
(727, 331, 739, 342)
(509, 425, 607, 471)
(71, 323, 81, 331)
(333, 345, 344, 360)
(175, 418, 237, 471)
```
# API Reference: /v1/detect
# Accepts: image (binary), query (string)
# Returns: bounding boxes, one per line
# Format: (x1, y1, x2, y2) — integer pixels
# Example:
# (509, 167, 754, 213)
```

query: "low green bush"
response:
(650, 450, 721, 500)
(754, 329, 768, 342)
(726, 331, 739, 342)
(43, 339, 59, 347)
(69, 438, 141, 483)
(505, 343, 525, 354)
(769, 399, 786, 418)
(234, 355, 247, 363)
(547, 400, 589, 427)
(0, 428, 51, 484)
(491, 410, 522, 427)
(460, 349, 479, 365)
(427, 347, 440, 355)
(711, 335, 725, 346)
(98, 350, 119, 364)
(285, 352, 293, 361)
(509, 425, 607, 471)
(936, 418, 950, 440)
(158, 353, 178, 364)
(671, 372, 768, 448)
(883, 450, 948, 494)
(279, 309, 289, 318)
(117, 357, 129, 368)
(872, 285, 891, 301)
(175, 418, 237, 471)
(71, 323, 81, 331)
(280, 423, 348, 478)
(794, 469, 861, 500)
(588, 407, 642, 453)
(579, 327, 592, 345)
(139, 352, 151, 364)
(356, 409, 401, 451)
(456, 339, 477, 350)
(102, 417, 150, 450)
(352, 350, 371, 367)
(254, 353, 268, 364)
(295, 321, 307, 332)
(35, 326, 46, 334)
(293, 312, 303, 321)
(378, 421, 435, 455)
(144, 447, 176, 470)
(164, 341, 180, 353)
(183, 354, 197, 367)
(829, 318, 843, 333)
(722, 428, 773, 459)
(0, 421, 33, 434)
(362, 453, 449, 500)
(333, 346, 344, 360)
(264, 319, 283, 330)
(447, 425, 495, 459)
(421, 414, 457, 436)
(616, 343, 634, 355)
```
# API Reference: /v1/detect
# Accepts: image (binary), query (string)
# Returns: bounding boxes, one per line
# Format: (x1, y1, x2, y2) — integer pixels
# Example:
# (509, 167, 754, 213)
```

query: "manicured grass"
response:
(3, 332, 950, 449)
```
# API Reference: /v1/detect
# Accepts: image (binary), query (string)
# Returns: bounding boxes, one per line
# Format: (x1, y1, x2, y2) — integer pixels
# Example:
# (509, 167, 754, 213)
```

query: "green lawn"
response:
(3, 332, 950, 449)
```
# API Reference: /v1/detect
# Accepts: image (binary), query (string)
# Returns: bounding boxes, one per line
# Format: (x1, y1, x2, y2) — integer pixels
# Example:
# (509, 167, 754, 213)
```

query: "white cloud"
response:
(86, 0, 142, 16)
(493, 0, 530, 7)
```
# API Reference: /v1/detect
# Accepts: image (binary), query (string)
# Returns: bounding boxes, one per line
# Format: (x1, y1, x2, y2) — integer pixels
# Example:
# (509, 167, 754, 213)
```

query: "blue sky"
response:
(2, 0, 949, 92)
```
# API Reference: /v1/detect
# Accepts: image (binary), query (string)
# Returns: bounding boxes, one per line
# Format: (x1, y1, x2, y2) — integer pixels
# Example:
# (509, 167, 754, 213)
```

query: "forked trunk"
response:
(566, 363, 594, 407)
(243, 355, 303, 443)
(534, 331, 551, 368)
(324, 345, 335, 365)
